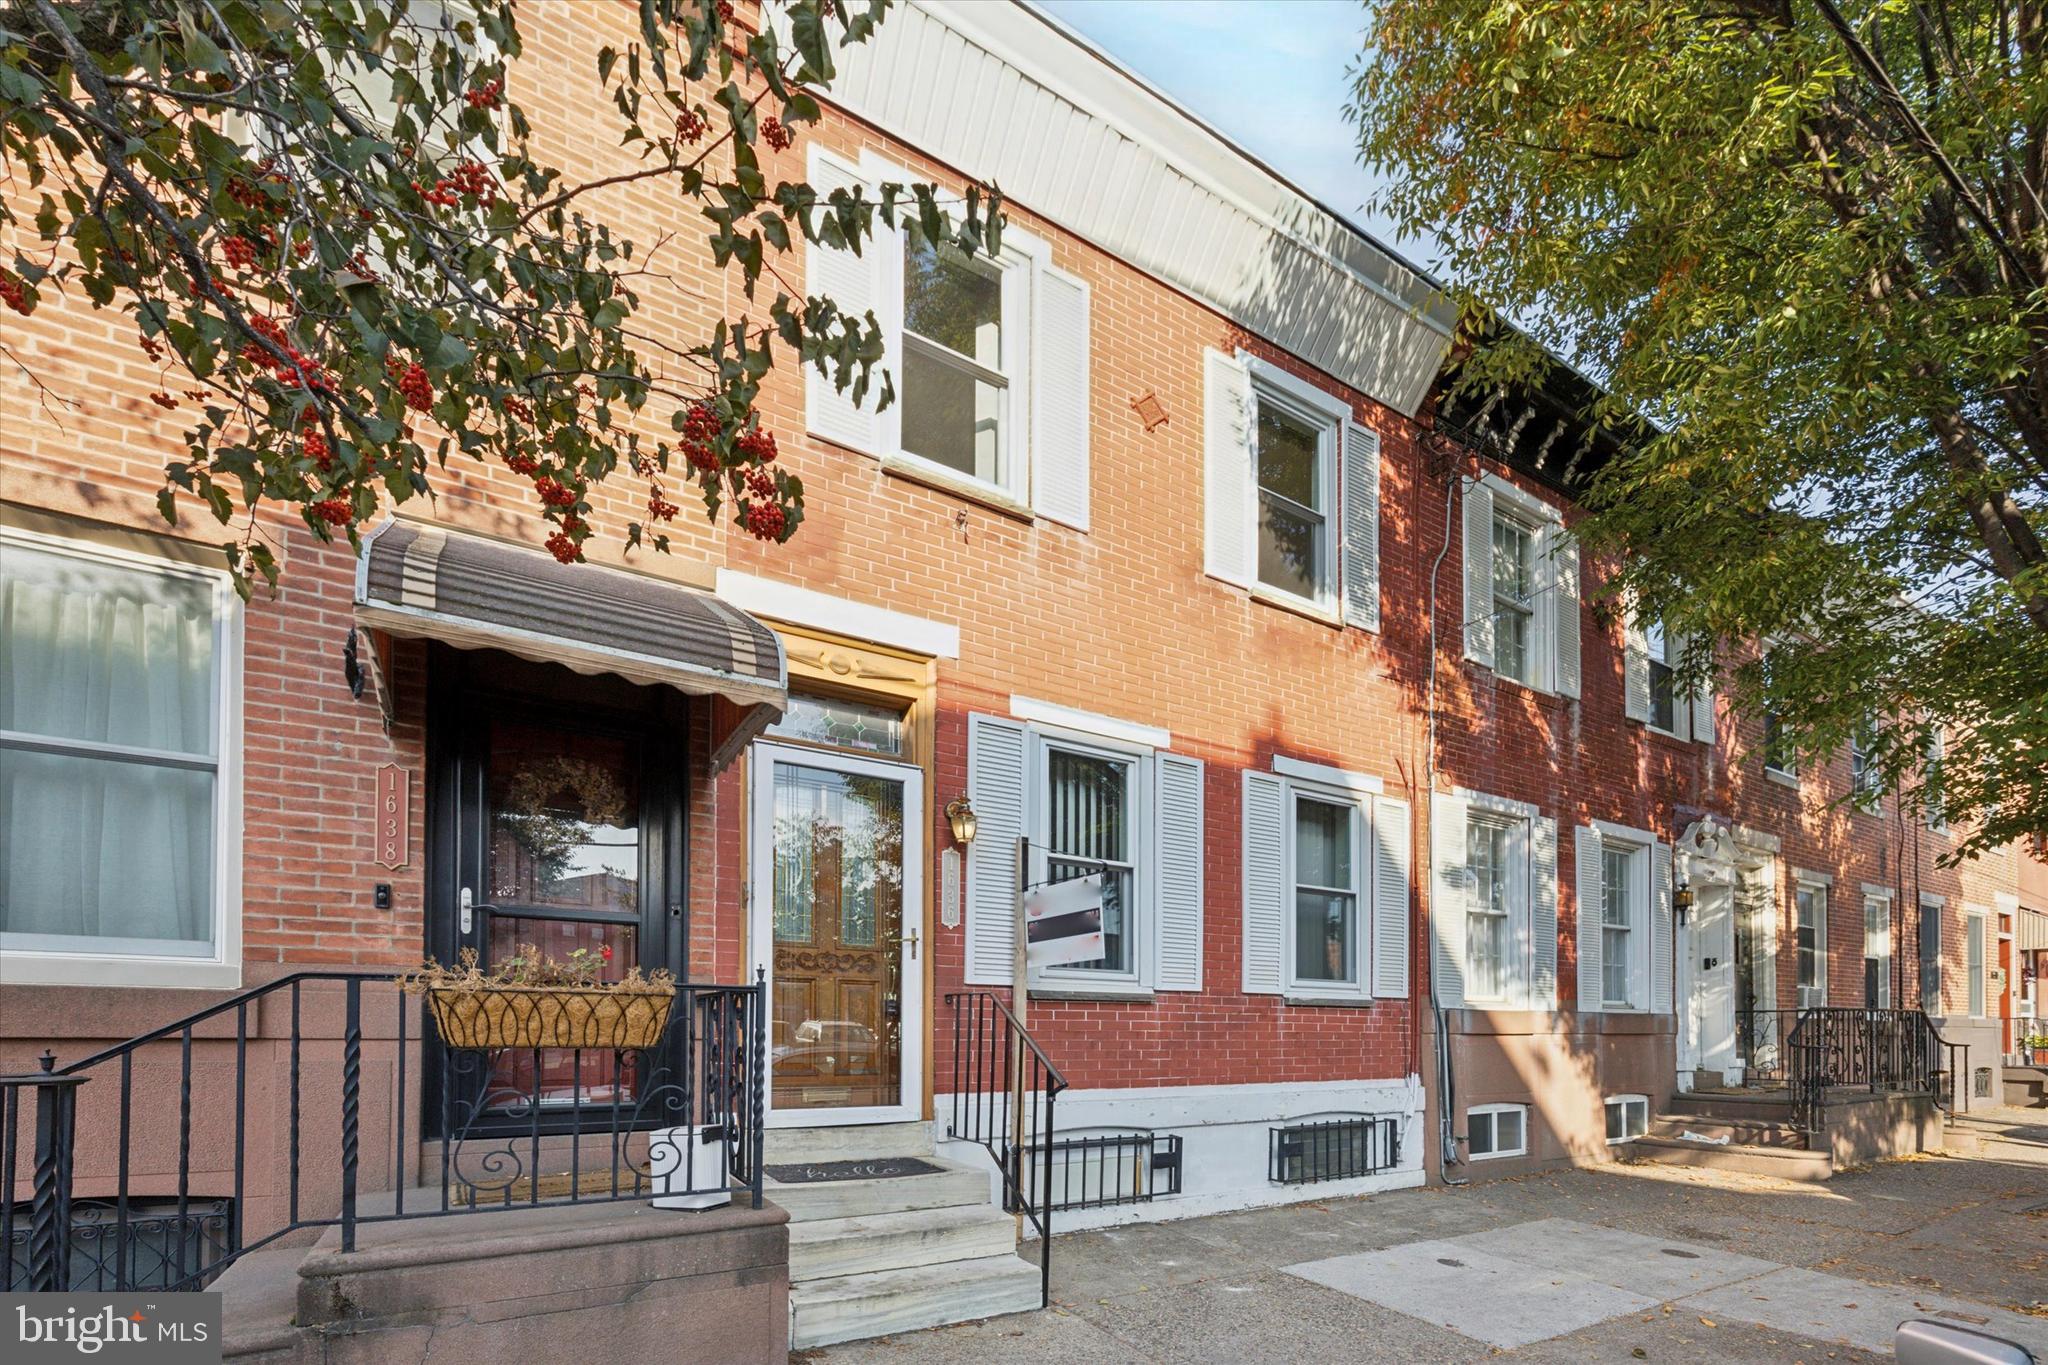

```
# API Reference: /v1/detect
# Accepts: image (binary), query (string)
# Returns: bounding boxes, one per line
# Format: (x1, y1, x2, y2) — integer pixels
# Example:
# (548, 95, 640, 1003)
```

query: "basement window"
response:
(1465, 1103, 1526, 1160)
(1604, 1095, 1649, 1144)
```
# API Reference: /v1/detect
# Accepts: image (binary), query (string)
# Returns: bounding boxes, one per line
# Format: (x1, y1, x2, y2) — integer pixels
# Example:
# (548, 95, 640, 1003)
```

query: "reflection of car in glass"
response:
(772, 1019, 882, 1075)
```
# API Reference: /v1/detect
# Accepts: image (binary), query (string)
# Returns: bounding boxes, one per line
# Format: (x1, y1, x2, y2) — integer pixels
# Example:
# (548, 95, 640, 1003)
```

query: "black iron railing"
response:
(1268, 1115, 1402, 1185)
(2, 971, 766, 1293)
(1786, 1007, 1965, 1134)
(1732, 1008, 1803, 1084)
(944, 991, 1067, 1309)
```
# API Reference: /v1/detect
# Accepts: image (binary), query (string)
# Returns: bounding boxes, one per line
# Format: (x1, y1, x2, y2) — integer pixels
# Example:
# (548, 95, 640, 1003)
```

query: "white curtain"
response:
(1, 544, 217, 950)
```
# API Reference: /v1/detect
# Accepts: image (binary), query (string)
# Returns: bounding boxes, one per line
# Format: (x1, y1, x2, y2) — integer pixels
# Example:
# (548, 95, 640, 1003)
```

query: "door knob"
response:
(1703, 956, 1720, 970)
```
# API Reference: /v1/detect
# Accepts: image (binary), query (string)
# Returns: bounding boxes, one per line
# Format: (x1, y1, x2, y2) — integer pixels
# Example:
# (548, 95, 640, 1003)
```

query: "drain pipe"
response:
(1425, 466, 1469, 1186)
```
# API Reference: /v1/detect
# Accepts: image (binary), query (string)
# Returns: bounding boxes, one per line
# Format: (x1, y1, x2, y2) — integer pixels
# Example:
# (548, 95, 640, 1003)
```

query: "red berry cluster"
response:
(676, 109, 708, 143)
(138, 334, 163, 360)
(313, 498, 353, 526)
(220, 235, 258, 270)
(744, 501, 786, 541)
(761, 116, 793, 153)
(149, 391, 178, 410)
(226, 178, 268, 213)
(415, 160, 498, 210)
(680, 400, 721, 471)
(345, 251, 381, 283)
(1, 274, 31, 315)
(239, 314, 331, 391)
(648, 490, 680, 521)
(717, 0, 736, 21)
(501, 395, 534, 422)
(465, 77, 503, 111)
(743, 467, 775, 499)
(737, 426, 777, 462)
(398, 362, 434, 412)
(545, 531, 579, 563)
(533, 475, 579, 508)
(505, 451, 540, 476)
(304, 430, 333, 468)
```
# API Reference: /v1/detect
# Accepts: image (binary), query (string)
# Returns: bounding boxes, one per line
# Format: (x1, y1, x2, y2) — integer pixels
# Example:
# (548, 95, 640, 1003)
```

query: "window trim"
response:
(1279, 776, 1371, 1000)
(1850, 723, 1882, 815)
(1919, 895, 1945, 1012)
(1477, 474, 1563, 694)
(1590, 823, 1654, 1012)
(1465, 1102, 1528, 1160)
(1965, 908, 1987, 1019)
(0, 526, 245, 990)
(1604, 1094, 1649, 1145)
(1643, 619, 1684, 739)
(1248, 381, 1341, 614)
(1026, 723, 1152, 994)
(1862, 888, 1894, 1010)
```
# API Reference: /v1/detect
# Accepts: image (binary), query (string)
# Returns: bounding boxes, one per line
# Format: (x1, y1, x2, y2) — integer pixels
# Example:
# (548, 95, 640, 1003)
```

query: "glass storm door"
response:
(750, 742, 923, 1124)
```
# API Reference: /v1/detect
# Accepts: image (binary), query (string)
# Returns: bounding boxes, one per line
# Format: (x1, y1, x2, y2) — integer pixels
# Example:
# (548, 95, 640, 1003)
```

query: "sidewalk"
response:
(801, 1107, 2048, 1363)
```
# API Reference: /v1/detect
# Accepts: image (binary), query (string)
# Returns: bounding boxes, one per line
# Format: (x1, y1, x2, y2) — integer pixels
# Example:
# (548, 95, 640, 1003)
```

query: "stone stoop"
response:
(1623, 1091, 1834, 1183)
(769, 1124, 1042, 1350)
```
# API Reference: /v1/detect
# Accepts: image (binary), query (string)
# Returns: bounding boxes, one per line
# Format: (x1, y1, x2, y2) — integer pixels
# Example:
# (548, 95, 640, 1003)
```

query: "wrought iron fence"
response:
(945, 991, 1067, 1309)
(1, 971, 766, 1293)
(1025, 1130, 1180, 1212)
(1786, 1007, 1964, 1134)
(1732, 1008, 1803, 1084)
(1268, 1115, 1402, 1186)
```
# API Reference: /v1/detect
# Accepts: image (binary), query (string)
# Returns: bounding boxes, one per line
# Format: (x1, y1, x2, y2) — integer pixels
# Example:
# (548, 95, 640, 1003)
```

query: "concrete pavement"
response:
(799, 1106, 2048, 1363)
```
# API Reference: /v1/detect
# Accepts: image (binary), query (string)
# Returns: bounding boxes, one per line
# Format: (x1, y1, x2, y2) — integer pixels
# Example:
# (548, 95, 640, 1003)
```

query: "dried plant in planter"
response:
(400, 946, 676, 1051)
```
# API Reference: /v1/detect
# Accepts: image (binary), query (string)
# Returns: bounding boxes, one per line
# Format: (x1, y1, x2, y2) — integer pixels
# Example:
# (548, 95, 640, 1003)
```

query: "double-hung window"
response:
(1923, 729, 1948, 833)
(1966, 911, 1986, 1018)
(1253, 389, 1337, 606)
(1290, 790, 1361, 991)
(1040, 740, 1138, 979)
(1761, 649, 1797, 778)
(1851, 721, 1882, 812)
(1864, 893, 1892, 1008)
(1796, 880, 1828, 1008)
(1466, 817, 1520, 1003)
(1, 528, 241, 986)
(1919, 898, 1944, 1010)
(1644, 621, 1679, 734)
(1600, 846, 1635, 1008)
(1490, 512, 1538, 686)
(900, 237, 1019, 493)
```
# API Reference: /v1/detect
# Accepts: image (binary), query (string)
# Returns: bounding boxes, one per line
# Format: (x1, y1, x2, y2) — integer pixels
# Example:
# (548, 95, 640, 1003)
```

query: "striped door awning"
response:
(355, 519, 786, 726)
(2021, 908, 2048, 953)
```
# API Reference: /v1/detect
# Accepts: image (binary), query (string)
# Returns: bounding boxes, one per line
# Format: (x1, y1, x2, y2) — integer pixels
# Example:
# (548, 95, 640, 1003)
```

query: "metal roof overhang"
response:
(355, 520, 786, 769)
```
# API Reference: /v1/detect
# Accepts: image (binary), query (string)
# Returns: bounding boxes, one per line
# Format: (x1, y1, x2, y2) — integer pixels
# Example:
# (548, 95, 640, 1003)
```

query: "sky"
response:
(1031, 0, 1441, 273)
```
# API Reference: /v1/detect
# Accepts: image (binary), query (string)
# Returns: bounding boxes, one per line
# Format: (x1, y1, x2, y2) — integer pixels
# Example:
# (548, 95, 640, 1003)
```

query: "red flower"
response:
(600, 944, 614, 962)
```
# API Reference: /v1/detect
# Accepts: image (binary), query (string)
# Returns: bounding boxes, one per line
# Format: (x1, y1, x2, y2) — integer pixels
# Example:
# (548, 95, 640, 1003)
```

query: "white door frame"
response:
(749, 740, 925, 1128)
(1676, 818, 1748, 1084)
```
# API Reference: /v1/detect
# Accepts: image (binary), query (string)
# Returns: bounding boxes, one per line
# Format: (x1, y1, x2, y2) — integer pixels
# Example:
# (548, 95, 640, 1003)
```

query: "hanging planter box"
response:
(423, 984, 675, 1051)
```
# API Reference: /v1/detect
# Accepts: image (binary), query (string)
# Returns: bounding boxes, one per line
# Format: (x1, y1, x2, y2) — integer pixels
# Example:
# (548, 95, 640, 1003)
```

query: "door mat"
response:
(765, 1157, 942, 1183)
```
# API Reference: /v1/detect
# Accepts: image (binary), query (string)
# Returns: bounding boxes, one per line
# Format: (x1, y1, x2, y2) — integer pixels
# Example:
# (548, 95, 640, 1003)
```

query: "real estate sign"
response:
(1024, 871, 1109, 967)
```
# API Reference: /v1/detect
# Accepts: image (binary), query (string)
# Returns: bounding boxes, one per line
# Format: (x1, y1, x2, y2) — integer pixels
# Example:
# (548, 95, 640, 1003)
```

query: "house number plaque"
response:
(375, 764, 411, 870)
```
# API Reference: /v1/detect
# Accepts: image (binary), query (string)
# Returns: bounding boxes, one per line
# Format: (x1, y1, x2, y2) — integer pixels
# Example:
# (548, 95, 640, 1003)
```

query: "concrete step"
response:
(765, 1154, 991, 1223)
(1668, 1090, 1798, 1123)
(211, 1243, 307, 1361)
(1647, 1113, 1809, 1149)
(789, 1252, 1042, 1349)
(766, 1121, 935, 1165)
(1625, 1134, 1833, 1182)
(790, 1202, 1017, 1280)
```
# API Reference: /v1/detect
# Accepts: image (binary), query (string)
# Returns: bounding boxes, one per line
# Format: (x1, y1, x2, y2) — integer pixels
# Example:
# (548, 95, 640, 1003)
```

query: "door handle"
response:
(901, 928, 921, 960)
(1703, 956, 1720, 971)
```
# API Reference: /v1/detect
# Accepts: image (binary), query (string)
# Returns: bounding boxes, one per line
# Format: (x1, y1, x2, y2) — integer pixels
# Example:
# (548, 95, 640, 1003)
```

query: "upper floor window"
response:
(900, 238, 1017, 491)
(1761, 650, 1797, 777)
(0, 529, 241, 986)
(1851, 721, 1882, 812)
(1254, 391, 1337, 605)
(1644, 621, 1679, 734)
(1923, 728, 1947, 833)
(1919, 898, 1944, 1010)
(1490, 512, 1539, 686)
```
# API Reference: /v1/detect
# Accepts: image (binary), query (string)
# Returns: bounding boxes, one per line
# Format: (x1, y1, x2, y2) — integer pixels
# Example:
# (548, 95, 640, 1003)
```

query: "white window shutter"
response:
(1691, 639, 1716, 745)
(1154, 753, 1205, 992)
(1431, 794, 1469, 1008)
(1241, 770, 1286, 994)
(1371, 794, 1411, 998)
(1553, 533, 1581, 699)
(1342, 422, 1381, 631)
(1204, 349, 1254, 587)
(1651, 841, 1674, 1014)
(1623, 599, 1651, 723)
(1031, 263, 1090, 531)
(1575, 825, 1604, 1013)
(1530, 816, 1558, 1009)
(803, 148, 884, 456)
(1462, 479, 1495, 665)
(964, 714, 1027, 986)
